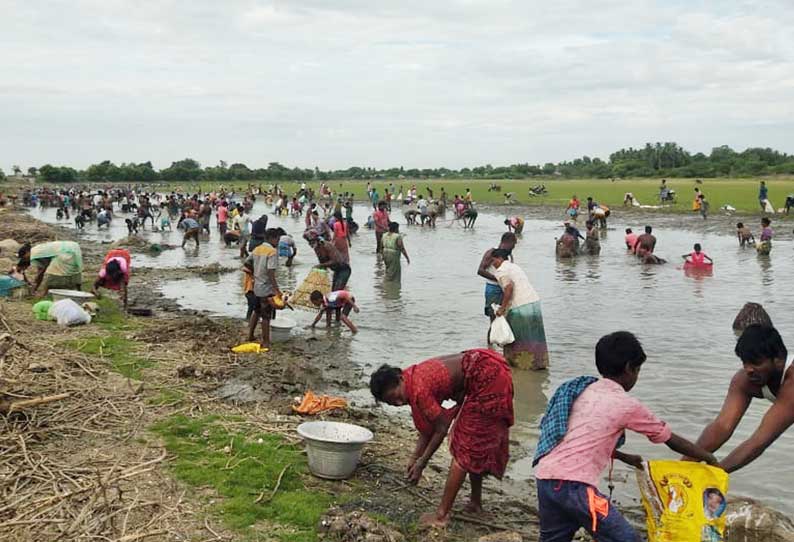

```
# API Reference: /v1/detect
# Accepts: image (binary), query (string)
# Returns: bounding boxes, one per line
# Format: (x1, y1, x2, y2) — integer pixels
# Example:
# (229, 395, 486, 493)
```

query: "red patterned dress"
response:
(402, 349, 514, 478)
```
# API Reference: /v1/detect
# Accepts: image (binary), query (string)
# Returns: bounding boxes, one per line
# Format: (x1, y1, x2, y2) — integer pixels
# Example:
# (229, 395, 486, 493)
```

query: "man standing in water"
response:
(373, 201, 390, 254)
(692, 324, 794, 473)
(635, 226, 656, 257)
(477, 233, 517, 341)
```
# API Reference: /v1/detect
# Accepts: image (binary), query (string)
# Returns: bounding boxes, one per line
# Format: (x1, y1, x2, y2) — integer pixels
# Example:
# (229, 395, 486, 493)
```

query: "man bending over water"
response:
(692, 324, 794, 473)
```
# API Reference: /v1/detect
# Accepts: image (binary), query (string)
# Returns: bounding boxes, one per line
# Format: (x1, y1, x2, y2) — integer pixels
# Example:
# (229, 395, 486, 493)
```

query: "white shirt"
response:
(233, 214, 251, 235)
(495, 261, 540, 307)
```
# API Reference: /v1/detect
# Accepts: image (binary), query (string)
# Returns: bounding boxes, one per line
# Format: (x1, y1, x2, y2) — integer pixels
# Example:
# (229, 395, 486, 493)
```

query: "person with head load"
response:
(369, 348, 514, 527)
(534, 331, 717, 542)
(691, 324, 794, 473)
(92, 248, 131, 310)
(491, 248, 549, 370)
(17, 241, 83, 295)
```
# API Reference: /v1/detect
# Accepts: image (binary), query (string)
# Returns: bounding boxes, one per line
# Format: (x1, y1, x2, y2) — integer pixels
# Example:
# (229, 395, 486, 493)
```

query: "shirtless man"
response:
(635, 226, 656, 257)
(477, 233, 517, 342)
(692, 325, 794, 473)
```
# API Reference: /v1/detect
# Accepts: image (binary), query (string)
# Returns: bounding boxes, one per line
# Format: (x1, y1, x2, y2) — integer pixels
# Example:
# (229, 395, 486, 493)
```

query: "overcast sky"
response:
(2, 0, 793, 171)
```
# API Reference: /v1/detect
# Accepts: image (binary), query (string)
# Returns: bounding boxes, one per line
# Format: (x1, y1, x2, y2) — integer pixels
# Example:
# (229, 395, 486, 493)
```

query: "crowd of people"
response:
(13, 180, 793, 540)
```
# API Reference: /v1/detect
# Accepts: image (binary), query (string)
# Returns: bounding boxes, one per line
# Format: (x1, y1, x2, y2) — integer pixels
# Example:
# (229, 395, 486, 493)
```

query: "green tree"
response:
(39, 164, 78, 183)
(161, 158, 202, 182)
(27, 166, 37, 177)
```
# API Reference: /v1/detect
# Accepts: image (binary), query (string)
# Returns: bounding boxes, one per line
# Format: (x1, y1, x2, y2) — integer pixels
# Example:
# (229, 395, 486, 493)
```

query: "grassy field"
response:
(182, 177, 794, 214)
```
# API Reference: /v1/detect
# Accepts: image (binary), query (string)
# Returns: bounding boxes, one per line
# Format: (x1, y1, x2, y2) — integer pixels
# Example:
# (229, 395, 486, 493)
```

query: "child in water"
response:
(736, 222, 754, 247)
(682, 243, 713, 266)
(310, 289, 359, 333)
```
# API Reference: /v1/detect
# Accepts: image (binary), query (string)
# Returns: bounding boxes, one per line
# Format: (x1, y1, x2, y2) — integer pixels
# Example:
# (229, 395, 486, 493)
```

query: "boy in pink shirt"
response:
(534, 331, 717, 541)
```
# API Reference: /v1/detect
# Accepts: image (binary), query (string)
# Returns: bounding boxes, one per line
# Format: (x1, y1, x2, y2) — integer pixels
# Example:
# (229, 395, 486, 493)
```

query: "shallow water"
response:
(31, 203, 794, 512)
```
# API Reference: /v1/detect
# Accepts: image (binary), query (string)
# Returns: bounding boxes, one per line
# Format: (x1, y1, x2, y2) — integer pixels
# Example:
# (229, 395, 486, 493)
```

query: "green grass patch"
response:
(65, 334, 152, 379)
(160, 177, 794, 213)
(91, 296, 139, 332)
(147, 388, 185, 406)
(152, 415, 331, 542)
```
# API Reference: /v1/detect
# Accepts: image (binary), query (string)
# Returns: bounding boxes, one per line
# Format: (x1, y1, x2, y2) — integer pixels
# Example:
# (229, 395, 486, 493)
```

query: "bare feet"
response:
(419, 511, 449, 529)
(463, 501, 483, 515)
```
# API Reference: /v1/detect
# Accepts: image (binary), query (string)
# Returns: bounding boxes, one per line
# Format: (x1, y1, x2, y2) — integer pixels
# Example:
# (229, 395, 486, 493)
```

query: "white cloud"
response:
(1, 0, 792, 170)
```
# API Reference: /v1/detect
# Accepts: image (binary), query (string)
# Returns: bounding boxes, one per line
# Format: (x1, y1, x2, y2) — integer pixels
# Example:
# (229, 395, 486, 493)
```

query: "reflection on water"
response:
(758, 255, 773, 287)
(29, 203, 794, 513)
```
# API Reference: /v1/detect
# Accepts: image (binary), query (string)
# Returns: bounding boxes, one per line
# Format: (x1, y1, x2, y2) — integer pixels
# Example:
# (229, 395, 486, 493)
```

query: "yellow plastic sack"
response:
(231, 342, 265, 353)
(637, 460, 729, 542)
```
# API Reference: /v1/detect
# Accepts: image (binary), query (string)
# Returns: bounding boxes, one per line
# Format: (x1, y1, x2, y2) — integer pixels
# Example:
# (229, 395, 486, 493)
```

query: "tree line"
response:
(4, 142, 794, 184)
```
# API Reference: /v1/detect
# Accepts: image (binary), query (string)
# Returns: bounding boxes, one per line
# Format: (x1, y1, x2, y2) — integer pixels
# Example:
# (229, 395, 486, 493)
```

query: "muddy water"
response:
(30, 203, 794, 513)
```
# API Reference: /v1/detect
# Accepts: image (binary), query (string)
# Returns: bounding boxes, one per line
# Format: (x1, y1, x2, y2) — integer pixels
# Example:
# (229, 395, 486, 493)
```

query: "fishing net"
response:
(291, 268, 331, 309)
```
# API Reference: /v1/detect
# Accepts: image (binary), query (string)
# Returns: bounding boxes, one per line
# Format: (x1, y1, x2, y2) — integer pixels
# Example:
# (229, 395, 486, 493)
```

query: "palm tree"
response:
(12, 165, 21, 177)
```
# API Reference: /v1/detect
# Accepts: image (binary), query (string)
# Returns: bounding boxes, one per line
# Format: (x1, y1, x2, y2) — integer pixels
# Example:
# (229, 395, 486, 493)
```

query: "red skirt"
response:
(450, 349, 514, 478)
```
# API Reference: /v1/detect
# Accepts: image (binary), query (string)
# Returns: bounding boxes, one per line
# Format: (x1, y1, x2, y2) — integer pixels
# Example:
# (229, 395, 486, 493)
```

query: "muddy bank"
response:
(2, 207, 792, 541)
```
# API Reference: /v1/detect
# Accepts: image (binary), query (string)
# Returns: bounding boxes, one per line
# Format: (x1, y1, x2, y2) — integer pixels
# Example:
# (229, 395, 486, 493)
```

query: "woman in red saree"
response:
(370, 349, 514, 527)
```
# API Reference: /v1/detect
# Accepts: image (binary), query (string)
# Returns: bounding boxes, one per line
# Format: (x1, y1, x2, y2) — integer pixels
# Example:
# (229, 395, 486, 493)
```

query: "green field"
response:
(159, 177, 794, 214)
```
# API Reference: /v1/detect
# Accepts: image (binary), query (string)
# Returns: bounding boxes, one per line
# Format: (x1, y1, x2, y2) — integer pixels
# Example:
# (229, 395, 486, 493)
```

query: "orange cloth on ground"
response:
(292, 390, 348, 414)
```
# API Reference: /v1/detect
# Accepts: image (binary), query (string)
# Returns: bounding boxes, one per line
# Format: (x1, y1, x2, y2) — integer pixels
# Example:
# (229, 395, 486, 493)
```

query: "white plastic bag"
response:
(48, 299, 92, 327)
(489, 305, 515, 346)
